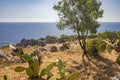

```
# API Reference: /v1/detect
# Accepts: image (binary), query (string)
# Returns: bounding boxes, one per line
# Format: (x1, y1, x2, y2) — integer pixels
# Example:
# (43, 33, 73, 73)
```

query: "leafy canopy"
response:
(53, 0, 103, 35)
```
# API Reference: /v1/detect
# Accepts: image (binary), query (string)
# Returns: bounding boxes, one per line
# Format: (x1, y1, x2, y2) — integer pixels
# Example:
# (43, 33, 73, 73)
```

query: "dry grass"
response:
(0, 42, 120, 80)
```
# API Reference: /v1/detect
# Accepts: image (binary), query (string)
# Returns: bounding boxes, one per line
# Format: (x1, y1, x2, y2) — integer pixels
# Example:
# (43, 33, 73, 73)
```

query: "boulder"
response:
(58, 36, 70, 43)
(16, 39, 27, 47)
(57, 38, 66, 43)
(27, 39, 36, 46)
(50, 46, 58, 52)
(39, 48, 47, 52)
(37, 40, 46, 47)
(32, 50, 40, 56)
(45, 36, 57, 44)
(16, 39, 36, 47)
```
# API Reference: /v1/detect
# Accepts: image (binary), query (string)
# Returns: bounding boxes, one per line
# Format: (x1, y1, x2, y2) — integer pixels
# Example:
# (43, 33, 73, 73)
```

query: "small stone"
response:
(50, 46, 58, 52)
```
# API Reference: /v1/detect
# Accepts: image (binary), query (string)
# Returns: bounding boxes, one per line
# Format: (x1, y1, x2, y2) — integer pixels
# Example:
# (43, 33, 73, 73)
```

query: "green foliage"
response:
(116, 54, 120, 65)
(53, 0, 103, 32)
(86, 39, 98, 56)
(53, 0, 103, 57)
(10, 45, 80, 80)
(117, 39, 120, 47)
(14, 52, 41, 78)
(96, 40, 116, 53)
(98, 42, 106, 52)
(49, 76, 56, 80)
(60, 34, 66, 38)
(58, 59, 66, 79)
(67, 72, 79, 80)
(95, 34, 120, 66)
(10, 45, 56, 79)
(32, 58, 40, 75)
(95, 39, 120, 66)
(15, 66, 26, 72)
(47, 35, 58, 40)
(40, 62, 56, 77)
(20, 54, 31, 62)
(26, 68, 34, 77)
(57, 59, 79, 80)
(70, 35, 77, 40)
(59, 34, 76, 42)
(16, 48, 24, 56)
(98, 31, 120, 44)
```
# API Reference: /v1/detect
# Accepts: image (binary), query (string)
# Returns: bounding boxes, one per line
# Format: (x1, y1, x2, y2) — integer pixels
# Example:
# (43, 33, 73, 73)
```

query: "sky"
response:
(0, 0, 120, 22)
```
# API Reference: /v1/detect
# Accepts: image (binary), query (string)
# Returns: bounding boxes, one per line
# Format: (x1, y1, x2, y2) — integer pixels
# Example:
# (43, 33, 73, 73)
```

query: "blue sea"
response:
(0, 22, 120, 46)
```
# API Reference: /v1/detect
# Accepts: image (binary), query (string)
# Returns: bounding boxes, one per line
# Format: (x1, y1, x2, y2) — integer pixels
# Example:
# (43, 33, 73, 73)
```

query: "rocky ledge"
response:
(16, 35, 76, 47)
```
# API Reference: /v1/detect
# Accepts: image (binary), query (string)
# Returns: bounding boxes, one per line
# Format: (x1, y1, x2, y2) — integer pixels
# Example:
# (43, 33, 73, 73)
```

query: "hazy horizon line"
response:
(0, 21, 120, 23)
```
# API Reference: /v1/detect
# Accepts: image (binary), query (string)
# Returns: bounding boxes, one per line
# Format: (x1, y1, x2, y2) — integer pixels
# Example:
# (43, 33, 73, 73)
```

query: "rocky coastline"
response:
(0, 35, 77, 66)
(16, 35, 76, 47)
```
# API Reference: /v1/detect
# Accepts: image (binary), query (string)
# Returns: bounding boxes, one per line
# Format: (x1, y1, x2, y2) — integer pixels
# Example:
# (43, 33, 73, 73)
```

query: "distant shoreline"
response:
(0, 22, 120, 46)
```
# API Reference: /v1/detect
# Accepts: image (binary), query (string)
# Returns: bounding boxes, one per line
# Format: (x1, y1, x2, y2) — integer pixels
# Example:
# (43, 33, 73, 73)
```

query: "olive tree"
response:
(53, 0, 103, 61)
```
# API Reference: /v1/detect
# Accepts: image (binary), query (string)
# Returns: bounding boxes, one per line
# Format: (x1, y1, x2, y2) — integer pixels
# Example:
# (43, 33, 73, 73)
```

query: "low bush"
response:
(86, 39, 99, 56)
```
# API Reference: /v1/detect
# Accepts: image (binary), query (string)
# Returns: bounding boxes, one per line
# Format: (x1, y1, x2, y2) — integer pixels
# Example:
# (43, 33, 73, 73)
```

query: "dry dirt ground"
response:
(0, 42, 120, 80)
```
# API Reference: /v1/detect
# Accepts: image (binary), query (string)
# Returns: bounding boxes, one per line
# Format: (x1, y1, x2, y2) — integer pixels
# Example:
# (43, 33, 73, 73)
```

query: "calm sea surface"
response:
(0, 22, 120, 46)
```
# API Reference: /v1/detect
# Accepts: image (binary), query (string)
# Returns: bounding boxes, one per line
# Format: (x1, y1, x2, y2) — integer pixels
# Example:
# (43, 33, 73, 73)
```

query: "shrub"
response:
(98, 31, 119, 44)
(70, 35, 78, 41)
(46, 35, 57, 40)
(86, 39, 99, 56)
(60, 34, 66, 38)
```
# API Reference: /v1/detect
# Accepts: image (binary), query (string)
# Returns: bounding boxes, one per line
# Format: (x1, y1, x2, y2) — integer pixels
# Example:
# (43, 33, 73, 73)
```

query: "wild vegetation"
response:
(9, 45, 79, 80)
(1, 0, 120, 80)
(53, 0, 103, 62)
(1, 31, 120, 80)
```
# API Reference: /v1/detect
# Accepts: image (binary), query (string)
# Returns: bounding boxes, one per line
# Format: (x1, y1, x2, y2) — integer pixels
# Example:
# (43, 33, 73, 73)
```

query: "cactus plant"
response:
(10, 45, 56, 80)
(56, 59, 79, 80)
(57, 59, 66, 79)
(10, 45, 80, 80)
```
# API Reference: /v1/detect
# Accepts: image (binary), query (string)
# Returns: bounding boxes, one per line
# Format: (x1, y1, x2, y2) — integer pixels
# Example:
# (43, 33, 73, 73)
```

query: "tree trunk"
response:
(77, 30, 90, 61)
(82, 48, 90, 61)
